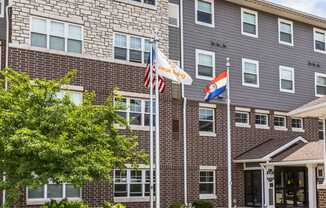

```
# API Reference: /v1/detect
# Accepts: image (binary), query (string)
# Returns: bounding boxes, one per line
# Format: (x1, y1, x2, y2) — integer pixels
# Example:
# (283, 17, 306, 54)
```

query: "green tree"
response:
(0, 68, 146, 206)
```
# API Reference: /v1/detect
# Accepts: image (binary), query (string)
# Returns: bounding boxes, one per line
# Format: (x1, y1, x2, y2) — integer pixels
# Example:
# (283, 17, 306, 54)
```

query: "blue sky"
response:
(269, 0, 326, 18)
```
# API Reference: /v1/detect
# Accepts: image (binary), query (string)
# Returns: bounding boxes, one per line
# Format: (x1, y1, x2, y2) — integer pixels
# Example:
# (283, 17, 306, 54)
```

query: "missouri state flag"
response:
(203, 70, 228, 102)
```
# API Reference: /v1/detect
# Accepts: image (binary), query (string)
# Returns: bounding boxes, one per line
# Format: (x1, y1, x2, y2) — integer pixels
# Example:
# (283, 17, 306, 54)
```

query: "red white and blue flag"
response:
(203, 70, 228, 101)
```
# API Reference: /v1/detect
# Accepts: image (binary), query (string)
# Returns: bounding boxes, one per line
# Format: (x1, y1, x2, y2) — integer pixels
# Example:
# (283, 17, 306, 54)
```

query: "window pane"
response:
(244, 62, 257, 74)
(316, 32, 326, 51)
(129, 50, 142, 63)
(243, 23, 256, 34)
(32, 18, 47, 34)
(198, 0, 211, 13)
(68, 25, 82, 40)
(280, 22, 291, 34)
(317, 86, 326, 95)
(244, 73, 257, 85)
(236, 112, 248, 124)
(130, 170, 142, 182)
(317, 76, 326, 86)
(50, 21, 65, 37)
(145, 100, 156, 113)
(274, 116, 285, 127)
(65, 91, 83, 105)
(198, 65, 213, 77)
(144, 40, 152, 52)
(199, 53, 212, 66)
(243, 12, 256, 25)
(292, 119, 302, 128)
(114, 184, 127, 197)
(50, 36, 65, 51)
(130, 184, 142, 196)
(316, 32, 325, 42)
(65, 184, 81, 198)
(130, 99, 142, 112)
(114, 48, 127, 60)
(47, 184, 63, 198)
(144, 0, 155, 5)
(199, 121, 213, 132)
(68, 39, 82, 53)
(197, 11, 212, 24)
(281, 80, 293, 90)
(115, 170, 127, 183)
(130, 37, 141, 49)
(255, 114, 267, 125)
(281, 69, 293, 81)
(114, 34, 127, 48)
(199, 108, 213, 121)
(199, 183, 214, 194)
(28, 186, 44, 199)
(31, 33, 47, 48)
(280, 32, 292, 43)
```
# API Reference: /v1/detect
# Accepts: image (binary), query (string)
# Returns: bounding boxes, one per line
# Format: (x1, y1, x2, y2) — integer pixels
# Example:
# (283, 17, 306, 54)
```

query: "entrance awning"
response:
(288, 96, 326, 118)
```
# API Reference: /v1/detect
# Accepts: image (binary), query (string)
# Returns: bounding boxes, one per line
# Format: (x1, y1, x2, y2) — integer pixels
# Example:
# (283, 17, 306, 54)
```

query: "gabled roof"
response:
(288, 96, 326, 118)
(226, 0, 326, 29)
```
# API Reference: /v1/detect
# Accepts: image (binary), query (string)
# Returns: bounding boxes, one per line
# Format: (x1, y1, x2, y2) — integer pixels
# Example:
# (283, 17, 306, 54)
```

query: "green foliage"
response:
(192, 200, 214, 208)
(168, 202, 186, 208)
(0, 68, 147, 206)
(43, 199, 89, 208)
(102, 202, 126, 208)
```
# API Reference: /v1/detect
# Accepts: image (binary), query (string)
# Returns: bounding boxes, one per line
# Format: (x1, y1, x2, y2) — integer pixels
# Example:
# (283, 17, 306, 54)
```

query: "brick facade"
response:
(318, 186, 326, 208)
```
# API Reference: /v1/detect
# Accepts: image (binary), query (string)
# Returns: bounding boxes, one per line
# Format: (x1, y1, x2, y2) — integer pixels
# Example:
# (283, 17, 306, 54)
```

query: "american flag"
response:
(144, 63, 166, 93)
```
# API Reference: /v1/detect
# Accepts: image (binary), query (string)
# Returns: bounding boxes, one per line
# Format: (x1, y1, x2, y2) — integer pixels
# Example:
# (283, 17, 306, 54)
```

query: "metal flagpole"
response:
(154, 36, 160, 208)
(226, 57, 232, 208)
(149, 41, 154, 208)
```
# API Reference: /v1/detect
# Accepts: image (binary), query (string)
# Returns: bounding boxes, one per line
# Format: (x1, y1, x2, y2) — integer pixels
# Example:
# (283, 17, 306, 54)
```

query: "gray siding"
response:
(168, 0, 181, 61)
(0, 0, 7, 40)
(183, 0, 326, 111)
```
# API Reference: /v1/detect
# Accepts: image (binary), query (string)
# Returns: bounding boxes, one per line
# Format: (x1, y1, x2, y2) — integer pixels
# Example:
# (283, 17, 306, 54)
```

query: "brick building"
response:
(1, 0, 326, 207)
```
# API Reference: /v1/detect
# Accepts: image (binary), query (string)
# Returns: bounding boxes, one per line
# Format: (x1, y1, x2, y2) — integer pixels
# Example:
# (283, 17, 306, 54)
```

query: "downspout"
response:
(180, 0, 187, 206)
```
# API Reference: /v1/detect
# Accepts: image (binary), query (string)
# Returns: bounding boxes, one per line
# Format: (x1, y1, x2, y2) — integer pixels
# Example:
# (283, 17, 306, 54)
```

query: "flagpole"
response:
(149, 41, 154, 208)
(226, 57, 232, 208)
(154, 36, 161, 208)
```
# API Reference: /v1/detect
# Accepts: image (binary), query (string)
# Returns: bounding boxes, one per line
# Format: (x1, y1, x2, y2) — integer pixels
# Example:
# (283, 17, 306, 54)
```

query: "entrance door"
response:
(275, 167, 308, 208)
(245, 170, 262, 207)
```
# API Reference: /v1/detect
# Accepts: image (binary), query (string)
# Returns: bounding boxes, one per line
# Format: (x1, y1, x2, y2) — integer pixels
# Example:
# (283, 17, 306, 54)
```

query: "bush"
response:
(169, 202, 186, 208)
(43, 199, 89, 208)
(102, 202, 126, 208)
(192, 200, 214, 208)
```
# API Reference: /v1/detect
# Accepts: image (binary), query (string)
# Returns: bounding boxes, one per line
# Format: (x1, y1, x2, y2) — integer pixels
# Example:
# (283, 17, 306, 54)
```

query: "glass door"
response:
(245, 170, 262, 207)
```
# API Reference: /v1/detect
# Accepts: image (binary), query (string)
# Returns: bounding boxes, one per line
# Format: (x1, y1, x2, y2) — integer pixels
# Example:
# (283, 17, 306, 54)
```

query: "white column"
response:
(307, 164, 317, 208)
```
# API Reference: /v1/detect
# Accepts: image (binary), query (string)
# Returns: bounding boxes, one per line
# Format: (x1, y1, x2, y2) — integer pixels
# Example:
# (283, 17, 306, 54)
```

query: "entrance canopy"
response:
(288, 96, 326, 118)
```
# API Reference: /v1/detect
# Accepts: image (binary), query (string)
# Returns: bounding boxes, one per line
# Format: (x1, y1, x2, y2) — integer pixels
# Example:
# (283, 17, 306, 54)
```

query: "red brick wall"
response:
(318, 188, 326, 208)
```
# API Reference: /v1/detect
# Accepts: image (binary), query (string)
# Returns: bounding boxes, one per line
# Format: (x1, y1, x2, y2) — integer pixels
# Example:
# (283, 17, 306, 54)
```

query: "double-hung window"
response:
(255, 113, 268, 128)
(56, 88, 83, 106)
(115, 97, 155, 129)
(274, 115, 287, 130)
(199, 107, 215, 135)
(242, 58, 259, 87)
(196, 49, 215, 80)
(195, 0, 214, 27)
(314, 28, 326, 53)
(315, 72, 326, 97)
(31, 17, 83, 53)
(0, 0, 4, 18)
(114, 33, 151, 64)
(319, 120, 325, 140)
(279, 66, 295, 93)
(169, 3, 179, 27)
(241, 8, 258, 38)
(235, 111, 250, 127)
(113, 169, 155, 199)
(27, 183, 81, 204)
(278, 19, 294, 46)
(131, 0, 155, 6)
(291, 118, 303, 131)
(199, 167, 216, 199)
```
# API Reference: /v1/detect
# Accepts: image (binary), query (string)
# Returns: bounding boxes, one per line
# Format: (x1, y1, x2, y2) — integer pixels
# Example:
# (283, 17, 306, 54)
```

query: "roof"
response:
(225, 0, 326, 29)
(235, 136, 307, 162)
(288, 96, 326, 118)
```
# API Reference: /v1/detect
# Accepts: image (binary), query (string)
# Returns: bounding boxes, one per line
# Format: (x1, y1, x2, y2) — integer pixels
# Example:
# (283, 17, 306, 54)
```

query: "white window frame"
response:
(241, 8, 258, 38)
(315, 72, 326, 97)
(0, 0, 4, 18)
(195, 0, 215, 28)
(130, 0, 156, 7)
(26, 183, 82, 205)
(314, 28, 326, 54)
(199, 166, 216, 199)
(279, 66, 295, 93)
(196, 49, 215, 80)
(278, 18, 294, 46)
(274, 115, 287, 130)
(113, 168, 153, 202)
(113, 32, 151, 64)
(30, 16, 83, 53)
(242, 58, 259, 88)
(255, 113, 269, 129)
(168, 3, 180, 27)
(235, 111, 250, 128)
(199, 107, 216, 137)
(291, 118, 304, 132)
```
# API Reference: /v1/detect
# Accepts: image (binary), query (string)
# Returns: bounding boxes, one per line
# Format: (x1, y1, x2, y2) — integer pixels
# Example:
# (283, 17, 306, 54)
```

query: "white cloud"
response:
(269, 0, 326, 18)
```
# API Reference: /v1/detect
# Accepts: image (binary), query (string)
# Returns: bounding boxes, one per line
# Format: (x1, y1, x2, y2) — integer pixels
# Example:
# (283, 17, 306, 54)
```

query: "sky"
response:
(269, 0, 326, 18)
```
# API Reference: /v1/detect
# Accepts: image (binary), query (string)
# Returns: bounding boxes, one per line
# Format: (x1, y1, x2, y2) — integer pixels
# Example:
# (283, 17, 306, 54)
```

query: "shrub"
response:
(192, 200, 214, 208)
(43, 199, 89, 208)
(169, 202, 186, 208)
(102, 202, 126, 208)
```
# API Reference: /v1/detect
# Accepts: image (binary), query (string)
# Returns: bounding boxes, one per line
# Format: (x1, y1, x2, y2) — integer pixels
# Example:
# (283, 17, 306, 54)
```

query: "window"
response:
(195, 0, 214, 27)
(278, 19, 294, 46)
(199, 107, 215, 134)
(0, 0, 4, 18)
(131, 0, 155, 6)
(315, 72, 326, 97)
(199, 169, 216, 198)
(235, 111, 250, 127)
(317, 166, 324, 184)
(314, 28, 326, 53)
(319, 120, 324, 140)
(31, 17, 82, 53)
(56, 89, 83, 105)
(245, 170, 262, 207)
(196, 49, 215, 80)
(114, 33, 151, 64)
(113, 169, 155, 199)
(27, 183, 81, 203)
(291, 118, 303, 131)
(115, 97, 155, 129)
(169, 3, 179, 27)
(242, 58, 259, 87)
(279, 66, 294, 93)
(255, 113, 268, 127)
(241, 8, 258, 38)
(274, 115, 286, 129)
